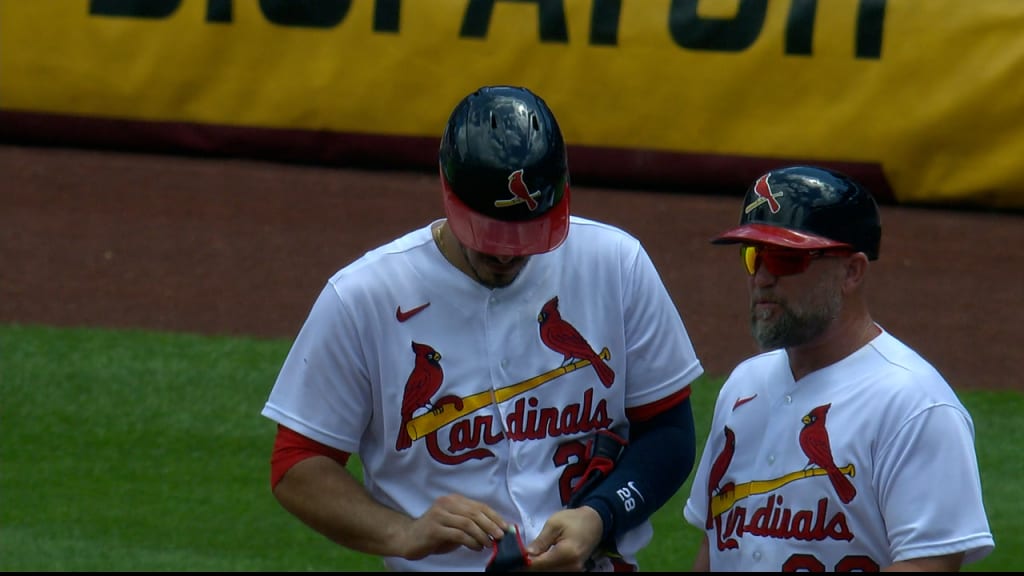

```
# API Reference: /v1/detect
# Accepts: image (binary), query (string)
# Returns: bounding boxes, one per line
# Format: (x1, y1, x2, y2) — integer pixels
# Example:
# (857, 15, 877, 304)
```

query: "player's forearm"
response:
(272, 455, 413, 558)
(578, 398, 697, 543)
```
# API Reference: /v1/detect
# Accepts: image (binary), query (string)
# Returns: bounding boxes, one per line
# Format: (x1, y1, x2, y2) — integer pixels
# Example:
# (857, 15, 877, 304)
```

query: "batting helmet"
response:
(439, 85, 570, 256)
(712, 165, 881, 260)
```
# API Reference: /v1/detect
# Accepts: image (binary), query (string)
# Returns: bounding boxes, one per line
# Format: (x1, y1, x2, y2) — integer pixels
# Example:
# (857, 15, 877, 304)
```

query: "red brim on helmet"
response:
(443, 184, 570, 257)
(712, 223, 853, 251)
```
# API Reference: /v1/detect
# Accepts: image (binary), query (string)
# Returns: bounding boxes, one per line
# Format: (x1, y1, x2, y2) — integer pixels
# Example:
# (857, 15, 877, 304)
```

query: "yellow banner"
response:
(2, 0, 1022, 209)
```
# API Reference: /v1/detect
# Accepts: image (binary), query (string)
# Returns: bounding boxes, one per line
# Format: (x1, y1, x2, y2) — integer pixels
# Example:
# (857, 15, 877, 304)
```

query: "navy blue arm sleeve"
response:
(576, 396, 697, 545)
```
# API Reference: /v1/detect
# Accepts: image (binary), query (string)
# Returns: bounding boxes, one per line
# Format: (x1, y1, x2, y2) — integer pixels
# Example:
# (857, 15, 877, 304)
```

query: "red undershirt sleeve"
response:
(625, 385, 691, 422)
(270, 424, 351, 491)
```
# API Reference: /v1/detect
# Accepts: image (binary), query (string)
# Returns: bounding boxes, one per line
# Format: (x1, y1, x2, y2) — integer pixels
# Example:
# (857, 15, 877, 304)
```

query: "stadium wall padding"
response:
(2, 0, 1022, 210)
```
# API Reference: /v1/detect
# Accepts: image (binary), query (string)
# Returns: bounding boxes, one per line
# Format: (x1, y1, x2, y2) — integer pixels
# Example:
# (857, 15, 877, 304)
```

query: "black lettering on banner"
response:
(460, 0, 569, 43)
(89, 0, 356, 28)
(669, 0, 767, 52)
(90, 0, 180, 19)
(855, 0, 886, 59)
(87, 0, 884, 58)
(591, 0, 621, 46)
(207, 0, 231, 23)
(259, 0, 351, 28)
(670, 0, 884, 59)
(785, 0, 817, 55)
(787, 0, 886, 58)
(375, 0, 401, 33)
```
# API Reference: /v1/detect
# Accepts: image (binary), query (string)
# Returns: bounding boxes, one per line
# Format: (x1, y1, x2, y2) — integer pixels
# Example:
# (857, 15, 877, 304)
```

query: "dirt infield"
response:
(2, 143, 1021, 391)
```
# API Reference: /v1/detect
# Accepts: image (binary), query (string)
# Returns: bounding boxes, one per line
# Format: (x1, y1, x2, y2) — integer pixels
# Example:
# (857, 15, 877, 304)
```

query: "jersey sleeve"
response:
(683, 429, 714, 530)
(260, 280, 372, 454)
(621, 241, 704, 408)
(682, 380, 732, 531)
(875, 403, 994, 564)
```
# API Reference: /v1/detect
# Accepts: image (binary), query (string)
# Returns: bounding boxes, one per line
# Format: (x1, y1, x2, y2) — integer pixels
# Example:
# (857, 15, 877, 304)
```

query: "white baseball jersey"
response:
(684, 328, 994, 571)
(262, 215, 704, 571)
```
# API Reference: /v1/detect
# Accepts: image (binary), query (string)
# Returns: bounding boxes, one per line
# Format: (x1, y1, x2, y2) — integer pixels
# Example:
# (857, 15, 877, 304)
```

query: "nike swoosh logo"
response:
(396, 302, 430, 322)
(627, 481, 646, 502)
(732, 394, 758, 411)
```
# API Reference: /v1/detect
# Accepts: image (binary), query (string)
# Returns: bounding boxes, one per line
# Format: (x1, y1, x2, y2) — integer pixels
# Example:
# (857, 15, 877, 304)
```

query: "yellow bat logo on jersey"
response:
(709, 464, 856, 520)
(405, 348, 610, 441)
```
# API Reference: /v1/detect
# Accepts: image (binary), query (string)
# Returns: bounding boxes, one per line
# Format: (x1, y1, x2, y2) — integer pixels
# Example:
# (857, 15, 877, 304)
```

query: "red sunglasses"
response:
(741, 245, 851, 277)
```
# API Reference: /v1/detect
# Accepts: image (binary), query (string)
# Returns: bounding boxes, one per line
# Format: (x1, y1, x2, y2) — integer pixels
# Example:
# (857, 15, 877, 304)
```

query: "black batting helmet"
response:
(439, 85, 570, 256)
(712, 165, 881, 260)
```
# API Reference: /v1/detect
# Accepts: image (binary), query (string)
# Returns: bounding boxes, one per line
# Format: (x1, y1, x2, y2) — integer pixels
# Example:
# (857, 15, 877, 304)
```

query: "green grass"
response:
(1, 324, 1018, 571)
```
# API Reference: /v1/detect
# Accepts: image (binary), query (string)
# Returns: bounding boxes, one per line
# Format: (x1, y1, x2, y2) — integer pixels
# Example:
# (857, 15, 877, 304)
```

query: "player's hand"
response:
(397, 493, 508, 560)
(524, 506, 604, 571)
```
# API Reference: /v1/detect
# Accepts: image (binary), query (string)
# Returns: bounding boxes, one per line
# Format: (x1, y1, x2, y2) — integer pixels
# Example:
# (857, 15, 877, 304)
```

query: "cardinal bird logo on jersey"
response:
(705, 407, 858, 549)
(744, 173, 783, 214)
(706, 426, 736, 529)
(396, 341, 444, 451)
(503, 169, 540, 210)
(538, 296, 615, 388)
(799, 403, 857, 503)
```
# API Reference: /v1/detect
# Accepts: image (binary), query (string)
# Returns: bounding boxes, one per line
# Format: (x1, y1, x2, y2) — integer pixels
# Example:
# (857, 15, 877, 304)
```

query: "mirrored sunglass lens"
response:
(741, 246, 820, 276)
(762, 251, 811, 276)
(741, 246, 758, 275)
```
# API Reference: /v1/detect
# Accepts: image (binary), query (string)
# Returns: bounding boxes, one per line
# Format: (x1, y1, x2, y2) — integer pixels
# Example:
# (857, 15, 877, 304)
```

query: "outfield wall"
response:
(2, 0, 1023, 210)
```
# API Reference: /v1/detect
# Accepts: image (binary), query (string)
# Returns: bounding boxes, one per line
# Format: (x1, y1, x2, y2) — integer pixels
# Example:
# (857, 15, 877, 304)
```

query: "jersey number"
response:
(552, 440, 589, 505)
(616, 487, 636, 511)
(783, 553, 880, 572)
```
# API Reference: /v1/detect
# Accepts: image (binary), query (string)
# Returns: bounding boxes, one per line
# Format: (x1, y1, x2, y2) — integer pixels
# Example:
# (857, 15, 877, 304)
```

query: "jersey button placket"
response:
(483, 291, 526, 521)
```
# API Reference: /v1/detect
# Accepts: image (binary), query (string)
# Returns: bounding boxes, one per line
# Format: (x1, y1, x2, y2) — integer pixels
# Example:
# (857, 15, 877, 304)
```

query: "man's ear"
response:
(843, 252, 869, 293)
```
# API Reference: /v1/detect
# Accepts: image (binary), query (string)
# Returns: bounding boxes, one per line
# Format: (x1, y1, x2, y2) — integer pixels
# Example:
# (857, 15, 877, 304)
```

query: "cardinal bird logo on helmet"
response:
(496, 169, 540, 210)
(745, 173, 784, 214)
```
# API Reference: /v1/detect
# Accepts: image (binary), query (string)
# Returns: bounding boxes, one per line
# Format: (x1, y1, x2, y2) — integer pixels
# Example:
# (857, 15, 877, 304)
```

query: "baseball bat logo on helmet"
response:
(495, 169, 541, 210)
(745, 173, 784, 214)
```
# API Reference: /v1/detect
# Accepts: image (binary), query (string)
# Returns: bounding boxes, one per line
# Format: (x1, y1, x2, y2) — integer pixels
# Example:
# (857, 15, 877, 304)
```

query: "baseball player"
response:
(261, 85, 704, 571)
(683, 166, 994, 571)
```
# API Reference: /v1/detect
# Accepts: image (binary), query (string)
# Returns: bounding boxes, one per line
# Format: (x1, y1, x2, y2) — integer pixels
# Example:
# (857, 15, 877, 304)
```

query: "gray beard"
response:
(750, 284, 842, 351)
